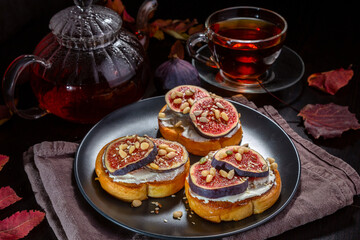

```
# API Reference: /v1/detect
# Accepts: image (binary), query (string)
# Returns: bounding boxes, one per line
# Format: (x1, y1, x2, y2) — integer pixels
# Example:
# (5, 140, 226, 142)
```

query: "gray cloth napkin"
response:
(23, 95, 360, 240)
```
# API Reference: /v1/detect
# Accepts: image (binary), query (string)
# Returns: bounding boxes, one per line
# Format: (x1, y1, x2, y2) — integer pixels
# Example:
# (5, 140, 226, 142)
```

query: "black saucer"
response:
(192, 45, 305, 94)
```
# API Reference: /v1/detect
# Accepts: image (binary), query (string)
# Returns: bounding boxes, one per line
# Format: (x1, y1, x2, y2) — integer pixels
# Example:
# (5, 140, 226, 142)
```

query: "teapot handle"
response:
(136, 0, 158, 49)
(2, 55, 51, 120)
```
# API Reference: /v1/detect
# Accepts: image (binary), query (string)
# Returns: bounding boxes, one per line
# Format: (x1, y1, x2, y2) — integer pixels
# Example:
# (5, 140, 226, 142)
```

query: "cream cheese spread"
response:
(189, 160, 276, 203)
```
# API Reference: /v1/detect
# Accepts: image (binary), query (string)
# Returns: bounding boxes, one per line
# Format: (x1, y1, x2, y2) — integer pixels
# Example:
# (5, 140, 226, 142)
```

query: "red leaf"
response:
(0, 154, 9, 171)
(0, 210, 45, 240)
(0, 187, 21, 210)
(298, 103, 360, 139)
(308, 68, 354, 95)
(122, 9, 135, 23)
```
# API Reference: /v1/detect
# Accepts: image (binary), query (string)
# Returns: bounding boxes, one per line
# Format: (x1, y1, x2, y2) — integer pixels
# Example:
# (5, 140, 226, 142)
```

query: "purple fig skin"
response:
(189, 97, 239, 138)
(211, 147, 269, 178)
(155, 58, 201, 92)
(189, 161, 248, 198)
(104, 136, 157, 176)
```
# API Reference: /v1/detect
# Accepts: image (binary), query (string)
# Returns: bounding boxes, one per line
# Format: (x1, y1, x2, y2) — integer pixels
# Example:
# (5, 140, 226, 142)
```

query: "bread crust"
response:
(158, 105, 243, 156)
(184, 169, 281, 223)
(95, 142, 190, 202)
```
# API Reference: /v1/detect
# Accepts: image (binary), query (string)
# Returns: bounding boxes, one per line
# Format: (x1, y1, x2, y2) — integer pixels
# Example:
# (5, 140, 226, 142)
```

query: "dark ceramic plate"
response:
(74, 96, 300, 239)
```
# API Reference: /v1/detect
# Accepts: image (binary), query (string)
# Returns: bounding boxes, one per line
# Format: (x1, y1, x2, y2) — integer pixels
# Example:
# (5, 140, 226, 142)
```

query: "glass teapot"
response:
(2, 0, 157, 124)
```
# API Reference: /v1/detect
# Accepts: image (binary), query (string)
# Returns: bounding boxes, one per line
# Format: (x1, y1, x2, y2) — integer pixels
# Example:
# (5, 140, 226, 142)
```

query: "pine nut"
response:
(173, 210, 183, 219)
(201, 170, 209, 177)
(182, 107, 190, 114)
(221, 112, 229, 121)
(219, 169, 228, 178)
(166, 152, 176, 159)
(158, 149, 167, 156)
(206, 174, 213, 183)
(131, 199, 142, 207)
(150, 163, 159, 169)
(227, 169, 235, 179)
(235, 153, 242, 161)
(119, 149, 127, 158)
(129, 145, 135, 154)
(173, 98, 182, 104)
(140, 142, 149, 150)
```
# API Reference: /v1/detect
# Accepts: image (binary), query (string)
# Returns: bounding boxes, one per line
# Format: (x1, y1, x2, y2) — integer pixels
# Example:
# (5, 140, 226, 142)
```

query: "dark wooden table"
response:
(1, 0, 359, 239)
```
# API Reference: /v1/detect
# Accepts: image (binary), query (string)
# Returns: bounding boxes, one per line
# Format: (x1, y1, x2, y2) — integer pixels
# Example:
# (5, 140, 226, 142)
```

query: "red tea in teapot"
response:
(30, 69, 147, 124)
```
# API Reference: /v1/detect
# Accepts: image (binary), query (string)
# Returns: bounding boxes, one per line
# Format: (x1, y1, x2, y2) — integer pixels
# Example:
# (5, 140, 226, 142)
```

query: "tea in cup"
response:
(187, 6, 287, 84)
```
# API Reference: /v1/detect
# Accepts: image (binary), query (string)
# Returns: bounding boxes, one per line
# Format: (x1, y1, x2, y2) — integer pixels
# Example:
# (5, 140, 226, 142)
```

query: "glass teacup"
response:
(187, 6, 287, 85)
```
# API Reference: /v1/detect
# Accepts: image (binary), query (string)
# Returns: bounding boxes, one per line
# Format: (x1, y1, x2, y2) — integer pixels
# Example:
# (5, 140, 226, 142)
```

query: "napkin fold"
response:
(23, 95, 360, 240)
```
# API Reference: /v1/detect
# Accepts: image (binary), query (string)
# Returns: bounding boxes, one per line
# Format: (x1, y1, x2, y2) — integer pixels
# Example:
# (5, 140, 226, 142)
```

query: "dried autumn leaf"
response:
(105, 0, 125, 15)
(0, 105, 12, 126)
(298, 103, 360, 139)
(0, 210, 45, 240)
(308, 68, 354, 95)
(0, 187, 22, 210)
(0, 154, 9, 171)
(168, 40, 185, 59)
(150, 19, 202, 40)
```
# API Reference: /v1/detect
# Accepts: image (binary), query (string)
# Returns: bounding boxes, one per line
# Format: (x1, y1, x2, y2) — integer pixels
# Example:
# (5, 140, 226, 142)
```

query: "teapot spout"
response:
(136, 0, 158, 49)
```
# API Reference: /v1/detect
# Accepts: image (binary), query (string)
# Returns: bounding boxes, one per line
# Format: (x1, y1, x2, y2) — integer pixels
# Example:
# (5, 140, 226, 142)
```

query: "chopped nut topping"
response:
(209, 167, 216, 176)
(185, 89, 193, 96)
(159, 144, 169, 149)
(270, 162, 278, 170)
(131, 199, 142, 207)
(201, 170, 210, 177)
(235, 153, 242, 161)
(173, 98, 182, 104)
(176, 91, 183, 97)
(267, 157, 275, 164)
(134, 141, 140, 148)
(140, 142, 149, 150)
(180, 102, 189, 110)
(221, 112, 229, 121)
(227, 169, 235, 179)
(219, 169, 228, 178)
(182, 107, 190, 114)
(206, 174, 213, 183)
(119, 149, 127, 158)
(120, 144, 128, 150)
(199, 117, 208, 123)
(214, 109, 220, 119)
(158, 112, 166, 118)
(170, 91, 177, 99)
(174, 120, 182, 127)
(166, 147, 176, 152)
(158, 149, 167, 156)
(166, 152, 176, 159)
(128, 145, 135, 154)
(173, 210, 183, 219)
(150, 163, 159, 170)
(218, 151, 227, 159)
(193, 110, 202, 116)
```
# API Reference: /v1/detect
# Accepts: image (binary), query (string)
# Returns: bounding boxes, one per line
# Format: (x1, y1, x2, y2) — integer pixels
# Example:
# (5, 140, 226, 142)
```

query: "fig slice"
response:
(189, 96, 239, 138)
(104, 135, 157, 176)
(165, 85, 210, 114)
(146, 137, 189, 172)
(211, 146, 269, 178)
(188, 157, 248, 199)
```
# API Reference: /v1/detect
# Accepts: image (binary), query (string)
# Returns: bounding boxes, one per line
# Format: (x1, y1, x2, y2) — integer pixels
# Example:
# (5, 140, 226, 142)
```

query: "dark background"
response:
(0, 0, 359, 239)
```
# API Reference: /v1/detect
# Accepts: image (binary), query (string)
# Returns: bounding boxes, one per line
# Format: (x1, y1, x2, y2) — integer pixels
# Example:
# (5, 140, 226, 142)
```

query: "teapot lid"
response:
(49, 0, 122, 50)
